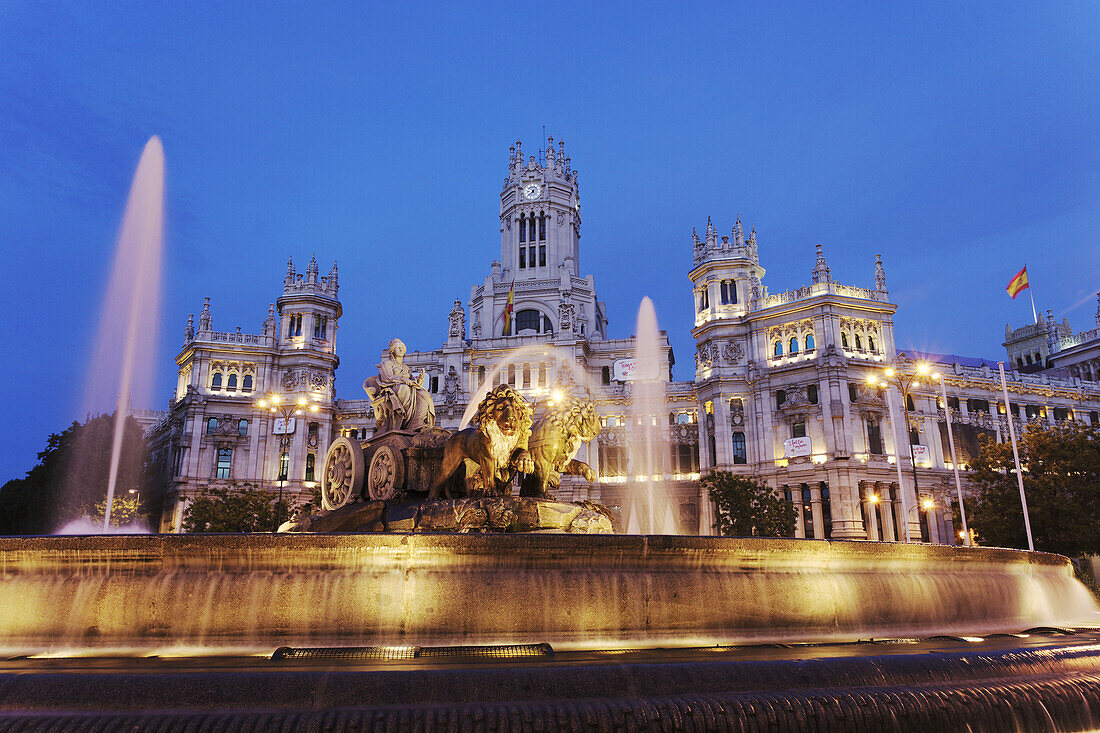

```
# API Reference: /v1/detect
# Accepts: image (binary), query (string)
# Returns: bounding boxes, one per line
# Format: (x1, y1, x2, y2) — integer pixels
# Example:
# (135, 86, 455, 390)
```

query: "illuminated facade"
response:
(151, 139, 1100, 541)
(148, 257, 341, 532)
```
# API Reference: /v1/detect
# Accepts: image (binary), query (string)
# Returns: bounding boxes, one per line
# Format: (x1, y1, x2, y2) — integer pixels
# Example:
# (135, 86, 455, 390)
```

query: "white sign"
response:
(911, 444, 930, 465)
(784, 437, 813, 458)
(273, 417, 297, 435)
(612, 358, 660, 382)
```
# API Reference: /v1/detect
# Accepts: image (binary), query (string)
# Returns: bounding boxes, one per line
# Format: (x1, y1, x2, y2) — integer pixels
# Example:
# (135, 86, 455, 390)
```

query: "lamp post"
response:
(867, 360, 935, 543)
(934, 372, 970, 546)
(255, 392, 319, 531)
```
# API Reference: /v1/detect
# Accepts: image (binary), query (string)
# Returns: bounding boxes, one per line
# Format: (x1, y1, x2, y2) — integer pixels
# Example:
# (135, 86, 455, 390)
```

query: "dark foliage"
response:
(181, 483, 293, 533)
(968, 421, 1099, 556)
(0, 413, 151, 534)
(704, 471, 796, 538)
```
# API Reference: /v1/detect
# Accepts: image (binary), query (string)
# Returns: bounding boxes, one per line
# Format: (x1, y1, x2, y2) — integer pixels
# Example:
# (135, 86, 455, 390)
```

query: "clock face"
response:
(523, 183, 541, 199)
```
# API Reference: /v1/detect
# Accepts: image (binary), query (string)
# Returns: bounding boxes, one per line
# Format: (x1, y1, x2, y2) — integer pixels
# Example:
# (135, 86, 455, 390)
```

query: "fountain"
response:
(3, 147, 1099, 728)
(69, 135, 164, 531)
(625, 297, 677, 534)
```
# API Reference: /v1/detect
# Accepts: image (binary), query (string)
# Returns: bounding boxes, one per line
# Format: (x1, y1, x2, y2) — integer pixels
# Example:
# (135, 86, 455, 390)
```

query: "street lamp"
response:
(866, 360, 935, 543)
(255, 392, 320, 531)
(933, 371, 970, 546)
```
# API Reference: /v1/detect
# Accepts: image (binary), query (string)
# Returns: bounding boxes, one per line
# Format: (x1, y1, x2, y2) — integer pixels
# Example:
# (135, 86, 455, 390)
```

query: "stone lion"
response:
(520, 397, 601, 498)
(430, 385, 534, 499)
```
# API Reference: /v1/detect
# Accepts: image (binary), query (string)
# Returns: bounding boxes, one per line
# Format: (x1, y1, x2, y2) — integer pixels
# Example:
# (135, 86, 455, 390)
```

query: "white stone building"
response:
(152, 138, 1100, 542)
(149, 257, 341, 531)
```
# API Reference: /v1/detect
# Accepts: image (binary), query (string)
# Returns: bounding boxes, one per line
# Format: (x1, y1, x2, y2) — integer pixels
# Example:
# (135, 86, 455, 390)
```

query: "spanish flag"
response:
(501, 281, 515, 336)
(1006, 266, 1029, 299)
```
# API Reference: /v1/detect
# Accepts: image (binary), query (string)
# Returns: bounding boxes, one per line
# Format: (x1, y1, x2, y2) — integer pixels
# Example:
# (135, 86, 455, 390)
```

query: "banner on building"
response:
(911, 444, 930, 465)
(612, 358, 660, 382)
(273, 417, 297, 435)
(784, 436, 813, 458)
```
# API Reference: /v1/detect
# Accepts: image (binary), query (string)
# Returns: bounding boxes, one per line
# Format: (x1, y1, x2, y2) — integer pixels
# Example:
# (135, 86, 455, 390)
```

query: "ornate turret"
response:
(812, 244, 832, 284)
(705, 216, 716, 248)
(198, 297, 212, 332)
(262, 304, 277, 337)
(734, 216, 744, 248)
(283, 256, 339, 298)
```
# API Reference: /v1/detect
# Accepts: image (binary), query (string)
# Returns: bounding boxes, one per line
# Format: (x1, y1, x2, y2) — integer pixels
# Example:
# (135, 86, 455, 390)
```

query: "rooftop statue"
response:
(364, 338, 436, 433)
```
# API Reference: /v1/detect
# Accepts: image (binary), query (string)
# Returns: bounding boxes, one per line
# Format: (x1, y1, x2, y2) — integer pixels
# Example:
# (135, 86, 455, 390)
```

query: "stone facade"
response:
(151, 139, 1100, 543)
(148, 256, 341, 531)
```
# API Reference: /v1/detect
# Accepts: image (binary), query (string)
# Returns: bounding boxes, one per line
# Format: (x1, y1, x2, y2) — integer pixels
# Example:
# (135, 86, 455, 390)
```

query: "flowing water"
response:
(75, 136, 164, 531)
(626, 297, 677, 534)
(0, 534, 1095, 655)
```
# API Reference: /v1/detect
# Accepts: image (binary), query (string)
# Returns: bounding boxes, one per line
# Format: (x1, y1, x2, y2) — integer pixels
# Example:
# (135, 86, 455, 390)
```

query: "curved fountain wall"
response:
(0, 534, 1095, 653)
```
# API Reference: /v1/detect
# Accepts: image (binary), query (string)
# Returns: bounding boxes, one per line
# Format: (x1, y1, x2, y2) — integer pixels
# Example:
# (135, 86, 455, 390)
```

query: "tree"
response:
(704, 472, 796, 538)
(968, 421, 1099, 557)
(0, 413, 151, 534)
(181, 483, 294, 533)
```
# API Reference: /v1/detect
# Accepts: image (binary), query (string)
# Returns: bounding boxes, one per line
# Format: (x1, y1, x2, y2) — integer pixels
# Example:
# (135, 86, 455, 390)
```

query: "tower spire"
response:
(812, 244, 831, 284)
(874, 254, 887, 293)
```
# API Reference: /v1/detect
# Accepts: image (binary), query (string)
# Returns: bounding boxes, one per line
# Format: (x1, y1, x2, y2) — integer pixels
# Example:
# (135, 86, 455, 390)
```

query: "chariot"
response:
(320, 430, 449, 510)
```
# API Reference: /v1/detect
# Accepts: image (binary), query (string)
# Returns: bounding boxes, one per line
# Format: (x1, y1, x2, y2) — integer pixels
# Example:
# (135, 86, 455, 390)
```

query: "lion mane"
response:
(521, 397, 602, 498)
(430, 385, 533, 499)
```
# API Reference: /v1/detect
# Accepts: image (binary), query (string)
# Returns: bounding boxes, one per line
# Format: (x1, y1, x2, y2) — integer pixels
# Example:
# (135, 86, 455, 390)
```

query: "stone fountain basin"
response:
(0, 533, 1095, 654)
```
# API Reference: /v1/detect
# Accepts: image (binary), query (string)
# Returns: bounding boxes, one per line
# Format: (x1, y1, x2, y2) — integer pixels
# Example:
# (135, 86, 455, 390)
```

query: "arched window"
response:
(855, 334, 863, 350)
(211, 373, 223, 390)
(541, 314, 553, 335)
(516, 309, 541, 333)
(519, 245, 526, 268)
(528, 216, 536, 242)
(1017, 357, 1024, 368)
(207, 417, 218, 433)
(789, 337, 799, 354)
(227, 374, 238, 392)
(774, 341, 783, 357)
(242, 374, 253, 392)
(805, 334, 815, 351)
(305, 453, 316, 482)
(519, 214, 526, 243)
(1034, 352, 1041, 365)
(539, 243, 546, 267)
(841, 332, 850, 349)
(868, 337, 876, 352)
(539, 212, 546, 240)
(478, 365, 485, 382)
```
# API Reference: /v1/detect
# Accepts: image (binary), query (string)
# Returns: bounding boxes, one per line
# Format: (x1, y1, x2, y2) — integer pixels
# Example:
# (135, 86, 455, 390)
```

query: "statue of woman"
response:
(363, 338, 436, 433)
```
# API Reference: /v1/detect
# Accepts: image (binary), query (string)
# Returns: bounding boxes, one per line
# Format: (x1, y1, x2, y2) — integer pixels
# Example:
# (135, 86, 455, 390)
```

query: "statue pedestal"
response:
(285, 496, 616, 534)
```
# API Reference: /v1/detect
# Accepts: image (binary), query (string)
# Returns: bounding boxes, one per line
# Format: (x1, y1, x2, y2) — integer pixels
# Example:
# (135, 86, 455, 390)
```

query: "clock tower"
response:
(499, 137, 581, 279)
(464, 137, 607, 342)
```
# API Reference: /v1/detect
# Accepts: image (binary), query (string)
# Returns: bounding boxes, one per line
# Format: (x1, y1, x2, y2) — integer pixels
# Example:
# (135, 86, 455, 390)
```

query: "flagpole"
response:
(1028, 283, 1038, 325)
(998, 362, 1034, 551)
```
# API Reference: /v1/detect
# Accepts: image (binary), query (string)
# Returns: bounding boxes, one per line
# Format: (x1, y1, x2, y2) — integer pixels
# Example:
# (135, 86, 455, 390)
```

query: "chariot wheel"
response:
(366, 445, 405, 501)
(321, 437, 364, 511)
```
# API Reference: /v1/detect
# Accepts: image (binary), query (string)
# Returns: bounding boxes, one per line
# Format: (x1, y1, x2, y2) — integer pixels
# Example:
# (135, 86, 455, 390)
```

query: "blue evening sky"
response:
(1, 2, 1097, 483)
